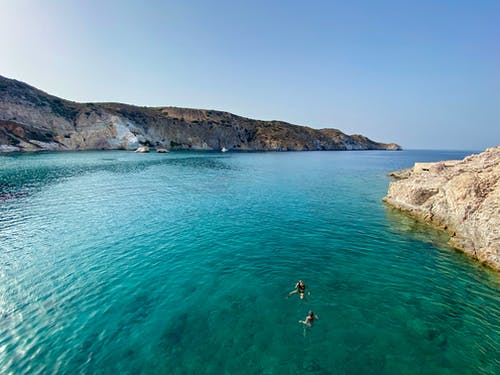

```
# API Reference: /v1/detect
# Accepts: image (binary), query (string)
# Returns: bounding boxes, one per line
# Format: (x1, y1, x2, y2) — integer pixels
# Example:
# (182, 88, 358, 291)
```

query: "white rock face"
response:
(50, 113, 142, 150)
(0, 144, 20, 152)
(108, 116, 140, 150)
(383, 147, 500, 270)
(134, 146, 150, 153)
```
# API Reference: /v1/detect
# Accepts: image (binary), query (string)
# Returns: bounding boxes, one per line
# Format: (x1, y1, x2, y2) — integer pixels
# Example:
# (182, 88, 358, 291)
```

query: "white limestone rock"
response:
(383, 147, 500, 270)
(134, 146, 150, 153)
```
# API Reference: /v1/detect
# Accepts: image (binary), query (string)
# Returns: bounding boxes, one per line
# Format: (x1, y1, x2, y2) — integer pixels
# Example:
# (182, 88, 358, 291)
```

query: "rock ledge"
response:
(383, 147, 500, 270)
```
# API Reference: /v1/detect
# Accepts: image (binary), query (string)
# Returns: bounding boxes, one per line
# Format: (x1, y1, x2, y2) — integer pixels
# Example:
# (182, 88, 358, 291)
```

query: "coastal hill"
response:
(384, 147, 500, 271)
(0, 75, 400, 152)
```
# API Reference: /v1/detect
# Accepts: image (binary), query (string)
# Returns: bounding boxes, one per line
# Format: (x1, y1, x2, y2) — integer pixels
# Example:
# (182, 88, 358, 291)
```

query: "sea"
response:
(0, 150, 498, 374)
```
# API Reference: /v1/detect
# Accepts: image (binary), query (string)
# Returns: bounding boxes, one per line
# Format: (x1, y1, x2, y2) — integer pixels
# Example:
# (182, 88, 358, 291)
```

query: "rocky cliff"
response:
(0, 75, 400, 152)
(383, 147, 500, 270)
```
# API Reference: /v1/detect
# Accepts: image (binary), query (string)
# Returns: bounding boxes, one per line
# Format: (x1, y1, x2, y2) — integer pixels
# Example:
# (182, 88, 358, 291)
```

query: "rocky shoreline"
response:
(0, 75, 401, 153)
(383, 147, 500, 271)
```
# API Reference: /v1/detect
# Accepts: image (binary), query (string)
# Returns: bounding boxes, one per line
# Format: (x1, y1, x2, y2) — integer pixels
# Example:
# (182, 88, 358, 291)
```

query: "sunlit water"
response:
(0, 150, 498, 374)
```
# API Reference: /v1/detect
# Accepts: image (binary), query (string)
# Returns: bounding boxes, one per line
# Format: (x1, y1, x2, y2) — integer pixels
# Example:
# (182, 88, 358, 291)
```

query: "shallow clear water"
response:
(0, 150, 498, 374)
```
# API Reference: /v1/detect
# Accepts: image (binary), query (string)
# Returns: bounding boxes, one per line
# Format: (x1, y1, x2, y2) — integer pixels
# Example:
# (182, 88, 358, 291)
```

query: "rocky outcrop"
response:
(383, 147, 500, 270)
(0, 75, 401, 153)
(134, 146, 150, 153)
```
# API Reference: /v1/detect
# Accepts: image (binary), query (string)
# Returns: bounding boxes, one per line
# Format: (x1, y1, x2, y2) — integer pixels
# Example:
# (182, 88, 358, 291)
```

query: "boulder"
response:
(134, 146, 150, 153)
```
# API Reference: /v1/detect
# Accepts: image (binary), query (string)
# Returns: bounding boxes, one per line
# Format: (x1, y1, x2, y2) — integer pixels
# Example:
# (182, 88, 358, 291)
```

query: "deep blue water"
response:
(0, 150, 498, 374)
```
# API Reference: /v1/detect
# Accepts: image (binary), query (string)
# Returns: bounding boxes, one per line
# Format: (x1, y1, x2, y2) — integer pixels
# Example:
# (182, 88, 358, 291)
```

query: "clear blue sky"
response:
(1, 0, 499, 149)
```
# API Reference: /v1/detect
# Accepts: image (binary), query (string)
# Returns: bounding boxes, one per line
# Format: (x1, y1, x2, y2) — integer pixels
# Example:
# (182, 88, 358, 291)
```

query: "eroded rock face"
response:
(0, 75, 401, 153)
(383, 147, 500, 270)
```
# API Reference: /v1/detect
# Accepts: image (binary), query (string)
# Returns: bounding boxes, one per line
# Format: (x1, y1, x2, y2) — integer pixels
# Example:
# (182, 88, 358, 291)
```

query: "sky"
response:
(1, 0, 499, 150)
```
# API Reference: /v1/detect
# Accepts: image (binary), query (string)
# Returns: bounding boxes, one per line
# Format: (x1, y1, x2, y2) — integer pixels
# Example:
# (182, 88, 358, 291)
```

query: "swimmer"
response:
(299, 311, 319, 327)
(288, 280, 309, 300)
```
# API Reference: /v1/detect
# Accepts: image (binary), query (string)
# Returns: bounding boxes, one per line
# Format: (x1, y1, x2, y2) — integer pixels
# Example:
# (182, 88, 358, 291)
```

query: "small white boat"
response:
(221, 147, 228, 152)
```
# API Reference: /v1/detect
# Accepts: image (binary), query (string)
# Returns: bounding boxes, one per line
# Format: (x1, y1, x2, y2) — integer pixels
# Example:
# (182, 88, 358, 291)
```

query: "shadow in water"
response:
(159, 312, 189, 349)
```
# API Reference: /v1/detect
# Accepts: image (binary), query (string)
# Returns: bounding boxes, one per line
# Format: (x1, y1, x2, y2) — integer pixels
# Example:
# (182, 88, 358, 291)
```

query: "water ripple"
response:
(0, 150, 498, 374)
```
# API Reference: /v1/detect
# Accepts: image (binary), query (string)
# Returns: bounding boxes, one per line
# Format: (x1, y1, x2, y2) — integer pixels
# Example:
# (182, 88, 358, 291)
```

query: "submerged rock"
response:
(383, 147, 500, 270)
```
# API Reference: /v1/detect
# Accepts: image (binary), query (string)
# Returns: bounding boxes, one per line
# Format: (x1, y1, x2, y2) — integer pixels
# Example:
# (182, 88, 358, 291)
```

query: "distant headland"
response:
(0, 75, 400, 153)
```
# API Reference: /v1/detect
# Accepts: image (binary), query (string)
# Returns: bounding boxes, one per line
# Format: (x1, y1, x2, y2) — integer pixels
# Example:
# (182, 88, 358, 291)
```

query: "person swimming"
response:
(288, 280, 308, 299)
(299, 311, 319, 327)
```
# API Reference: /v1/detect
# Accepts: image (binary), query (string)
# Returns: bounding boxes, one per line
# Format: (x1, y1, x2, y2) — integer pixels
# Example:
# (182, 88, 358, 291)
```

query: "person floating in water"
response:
(288, 280, 309, 300)
(299, 311, 319, 327)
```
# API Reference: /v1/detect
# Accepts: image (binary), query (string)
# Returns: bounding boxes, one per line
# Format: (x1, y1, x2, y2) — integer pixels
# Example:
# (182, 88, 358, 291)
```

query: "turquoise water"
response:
(0, 150, 498, 374)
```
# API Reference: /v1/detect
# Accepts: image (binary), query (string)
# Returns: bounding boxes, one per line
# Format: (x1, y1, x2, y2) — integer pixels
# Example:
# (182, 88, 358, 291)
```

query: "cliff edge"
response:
(383, 147, 500, 270)
(0, 75, 401, 152)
